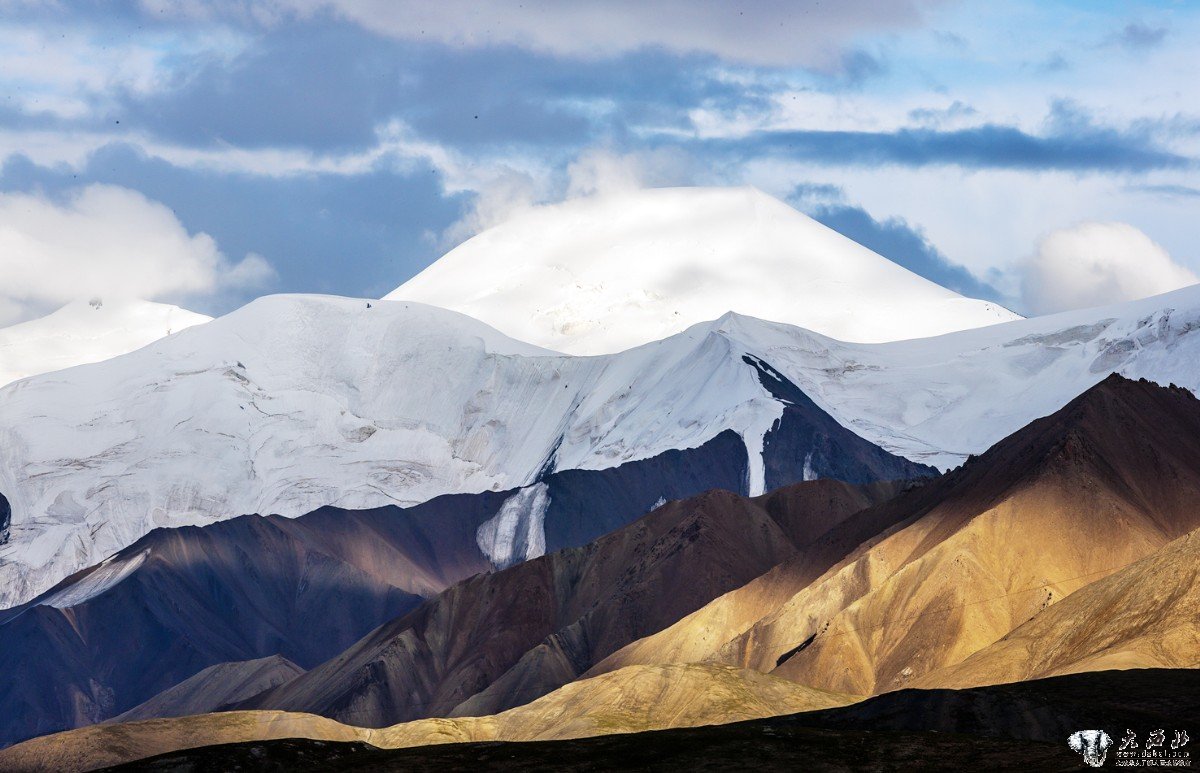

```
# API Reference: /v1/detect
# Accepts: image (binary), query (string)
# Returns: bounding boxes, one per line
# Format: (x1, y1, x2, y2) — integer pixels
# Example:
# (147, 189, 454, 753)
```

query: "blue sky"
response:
(0, 0, 1197, 324)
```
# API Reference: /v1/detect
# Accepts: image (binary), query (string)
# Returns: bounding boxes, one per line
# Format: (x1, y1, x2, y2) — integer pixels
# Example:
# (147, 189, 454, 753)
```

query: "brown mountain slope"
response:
(243, 480, 901, 727)
(598, 375, 1200, 696)
(916, 527, 1200, 688)
(0, 664, 853, 773)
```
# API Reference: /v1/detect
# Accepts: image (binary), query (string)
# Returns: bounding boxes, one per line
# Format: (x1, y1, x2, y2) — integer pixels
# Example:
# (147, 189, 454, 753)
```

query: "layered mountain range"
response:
(1, 186, 1198, 769)
(3, 374, 1199, 769)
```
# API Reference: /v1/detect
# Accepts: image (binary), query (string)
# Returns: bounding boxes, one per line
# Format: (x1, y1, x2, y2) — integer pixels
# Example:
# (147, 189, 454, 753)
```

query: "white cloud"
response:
(0, 185, 274, 323)
(1020, 221, 1197, 315)
(565, 147, 696, 198)
(0, 22, 247, 119)
(435, 147, 701, 251)
(437, 168, 541, 249)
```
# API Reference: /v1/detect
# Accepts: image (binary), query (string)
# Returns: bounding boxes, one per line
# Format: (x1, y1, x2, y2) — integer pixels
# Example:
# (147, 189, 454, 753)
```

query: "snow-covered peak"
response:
(4, 286, 1200, 609)
(386, 186, 1019, 355)
(0, 298, 211, 387)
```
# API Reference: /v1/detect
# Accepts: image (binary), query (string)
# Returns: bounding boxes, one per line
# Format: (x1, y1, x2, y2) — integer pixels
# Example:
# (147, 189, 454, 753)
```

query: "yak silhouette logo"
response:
(1069, 730, 1114, 768)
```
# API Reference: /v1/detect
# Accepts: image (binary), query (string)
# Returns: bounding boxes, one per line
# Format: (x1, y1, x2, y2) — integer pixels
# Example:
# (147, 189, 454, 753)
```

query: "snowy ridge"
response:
(716, 283, 1200, 468)
(386, 186, 1019, 355)
(0, 298, 211, 387)
(4, 285, 1200, 608)
(0, 295, 788, 607)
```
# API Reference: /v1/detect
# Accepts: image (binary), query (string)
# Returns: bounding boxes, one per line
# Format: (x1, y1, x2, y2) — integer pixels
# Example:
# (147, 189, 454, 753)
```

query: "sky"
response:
(0, 0, 1197, 325)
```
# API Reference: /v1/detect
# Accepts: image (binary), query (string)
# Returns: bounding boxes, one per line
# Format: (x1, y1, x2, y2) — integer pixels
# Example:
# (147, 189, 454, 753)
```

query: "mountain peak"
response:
(934, 373, 1200, 519)
(0, 298, 211, 388)
(385, 186, 1019, 355)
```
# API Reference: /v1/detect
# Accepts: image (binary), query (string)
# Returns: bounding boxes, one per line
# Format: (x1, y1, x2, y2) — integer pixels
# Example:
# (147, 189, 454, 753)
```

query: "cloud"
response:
(907, 100, 978, 128)
(0, 184, 274, 323)
(802, 198, 1006, 303)
(1109, 22, 1168, 52)
(1034, 52, 1070, 74)
(437, 146, 698, 250)
(437, 168, 541, 249)
(0, 20, 246, 121)
(709, 121, 1190, 174)
(1126, 183, 1200, 199)
(565, 147, 695, 198)
(157, 0, 942, 70)
(1020, 221, 1197, 315)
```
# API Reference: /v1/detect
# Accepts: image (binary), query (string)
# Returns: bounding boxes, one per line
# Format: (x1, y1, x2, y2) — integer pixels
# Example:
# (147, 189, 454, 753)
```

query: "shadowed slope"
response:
(111, 656, 305, 723)
(244, 480, 902, 727)
(0, 492, 506, 746)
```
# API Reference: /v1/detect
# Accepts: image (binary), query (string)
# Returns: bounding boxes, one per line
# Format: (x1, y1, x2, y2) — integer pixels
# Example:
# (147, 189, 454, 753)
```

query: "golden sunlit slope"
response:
(0, 664, 853, 773)
(0, 711, 361, 773)
(596, 375, 1200, 696)
(916, 527, 1200, 689)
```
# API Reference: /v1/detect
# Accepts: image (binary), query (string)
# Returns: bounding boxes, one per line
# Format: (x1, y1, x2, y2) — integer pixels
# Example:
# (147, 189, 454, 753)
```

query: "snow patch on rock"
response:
(41, 550, 149, 609)
(476, 483, 551, 570)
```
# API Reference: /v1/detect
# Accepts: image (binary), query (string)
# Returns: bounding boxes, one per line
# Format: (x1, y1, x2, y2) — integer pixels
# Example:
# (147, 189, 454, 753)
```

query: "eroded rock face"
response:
(0, 491, 9, 544)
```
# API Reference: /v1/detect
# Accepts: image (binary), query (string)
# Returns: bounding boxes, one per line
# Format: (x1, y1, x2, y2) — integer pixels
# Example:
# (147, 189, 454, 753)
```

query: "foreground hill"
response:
(0, 664, 853, 772)
(14, 667, 1189, 772)
(0, 298, 210, 388)
(385, 186, 1017, 354)
(595, 375, 1200, 696)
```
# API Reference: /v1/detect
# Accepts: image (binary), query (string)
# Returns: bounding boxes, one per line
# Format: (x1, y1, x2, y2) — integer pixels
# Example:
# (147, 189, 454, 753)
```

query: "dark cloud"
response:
(907, 100, 978, 127)
(786, 182, 845, 205)
(832, 50, 888, 86)
(98, 21, 767, 153)
(1126, 183, 1200, 198)
(1110, 22, 1168, 51)
(1034, 53, 1070, 74)
(707, 118, 1191, 173)
(796, 196, 1006, 303)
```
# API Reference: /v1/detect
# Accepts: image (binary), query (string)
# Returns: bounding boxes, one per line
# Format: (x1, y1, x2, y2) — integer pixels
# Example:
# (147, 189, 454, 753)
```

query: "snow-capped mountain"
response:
(0, 294, 923, 608)
(0, 298, 211, 387)
(385, 186, 1019, 355)
(742, 282, 1200, 468)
